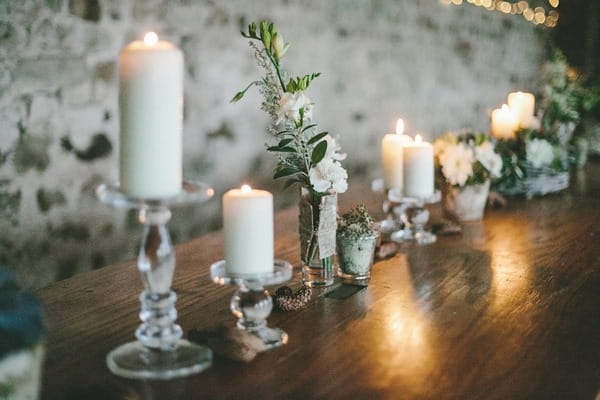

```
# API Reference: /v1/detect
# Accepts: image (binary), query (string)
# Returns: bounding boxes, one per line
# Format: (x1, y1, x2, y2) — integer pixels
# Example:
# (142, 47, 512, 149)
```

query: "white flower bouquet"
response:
(434, 132, 502, 221)
(231, 21, 347, 196)
(434, 132, 502, 188)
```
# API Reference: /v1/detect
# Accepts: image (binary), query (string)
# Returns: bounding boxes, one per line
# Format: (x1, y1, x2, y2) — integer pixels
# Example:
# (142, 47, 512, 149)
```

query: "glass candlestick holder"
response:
(210, 260, 293, 349)
(96, 181, 214, 380)
(371, 179, 406, 241)
(392, 190, 440, 245)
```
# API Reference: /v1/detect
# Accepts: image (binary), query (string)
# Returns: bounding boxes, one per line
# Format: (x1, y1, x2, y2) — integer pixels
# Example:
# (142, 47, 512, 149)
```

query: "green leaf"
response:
(311, 141, 328, 166)
(278, 138, 293, 147)
(307, 132, 328, 145)
(230, 91, 244, 103)
(267, 146, 296, 153)
(301, 124, 318, 133)
(273, 167, 299, 179)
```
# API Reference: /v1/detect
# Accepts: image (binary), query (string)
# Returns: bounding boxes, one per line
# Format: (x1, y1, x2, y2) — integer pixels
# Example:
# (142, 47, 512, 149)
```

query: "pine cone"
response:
(273, 285, 312, 311)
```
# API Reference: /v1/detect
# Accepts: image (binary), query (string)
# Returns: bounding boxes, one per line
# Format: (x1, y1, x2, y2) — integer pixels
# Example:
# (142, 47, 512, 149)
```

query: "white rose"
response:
(526, 138, 555, 168)
(276, 91, 313, 125)
(439, 143, 474, 187)
(309, 158, 348, 194)
(475, 141, 503, 178)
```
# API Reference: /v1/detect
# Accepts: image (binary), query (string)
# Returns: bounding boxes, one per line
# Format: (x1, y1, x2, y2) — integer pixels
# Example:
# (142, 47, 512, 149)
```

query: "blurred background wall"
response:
(0, 0, 551, 289)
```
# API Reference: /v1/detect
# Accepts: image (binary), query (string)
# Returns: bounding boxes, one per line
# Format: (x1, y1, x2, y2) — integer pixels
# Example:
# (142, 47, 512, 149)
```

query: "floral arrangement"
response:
(337, 205, 376, 240)
(231, 21, 348, 195)
(433, 132, 502, 188)
(494, 50, 588, 189)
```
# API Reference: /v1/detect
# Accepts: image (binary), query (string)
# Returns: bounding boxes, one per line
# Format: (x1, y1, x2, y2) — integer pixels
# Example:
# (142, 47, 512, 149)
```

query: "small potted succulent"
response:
(0, 269, 45, 399)
(336, 205, 378, 285)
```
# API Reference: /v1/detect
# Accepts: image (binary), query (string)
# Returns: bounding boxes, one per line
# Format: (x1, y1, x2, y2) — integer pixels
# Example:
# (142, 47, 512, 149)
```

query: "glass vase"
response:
(299, 190, 337, 287)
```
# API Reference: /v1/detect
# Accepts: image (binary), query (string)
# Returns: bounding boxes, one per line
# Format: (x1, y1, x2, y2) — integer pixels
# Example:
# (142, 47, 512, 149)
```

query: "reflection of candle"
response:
(507, 91, 535, 127)
(119, 32, 183, 198)
(223, 185, 274, 275)
(491, 104, 519, 140)
(403, 134, 434, 199)
(381, 119, 412, 190)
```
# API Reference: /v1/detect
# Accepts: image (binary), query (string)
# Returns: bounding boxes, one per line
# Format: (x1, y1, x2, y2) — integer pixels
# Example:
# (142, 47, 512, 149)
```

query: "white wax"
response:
(507, 91, 535, 127)
(223, 187, 274, 275)
(491, 104, 519, 140)
(403, 137, 434, 199)
(119, 34, 183, 198)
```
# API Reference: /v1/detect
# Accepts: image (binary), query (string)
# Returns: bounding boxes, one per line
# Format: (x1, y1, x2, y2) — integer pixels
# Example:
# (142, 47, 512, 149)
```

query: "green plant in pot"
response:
(336, 205, 378, 285)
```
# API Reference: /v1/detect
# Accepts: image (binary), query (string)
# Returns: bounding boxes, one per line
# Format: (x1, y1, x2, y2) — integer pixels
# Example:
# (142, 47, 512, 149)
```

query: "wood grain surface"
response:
(36, 163, 600, 400)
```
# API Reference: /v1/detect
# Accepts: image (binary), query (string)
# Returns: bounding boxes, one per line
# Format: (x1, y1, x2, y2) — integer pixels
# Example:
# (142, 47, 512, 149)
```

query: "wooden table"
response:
(37, 163, 600, 400)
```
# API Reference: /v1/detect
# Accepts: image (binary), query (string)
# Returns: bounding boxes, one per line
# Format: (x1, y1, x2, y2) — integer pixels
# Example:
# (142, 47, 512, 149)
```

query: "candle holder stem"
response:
(97, 182, 214, 380)
(231, 283, 287, 348)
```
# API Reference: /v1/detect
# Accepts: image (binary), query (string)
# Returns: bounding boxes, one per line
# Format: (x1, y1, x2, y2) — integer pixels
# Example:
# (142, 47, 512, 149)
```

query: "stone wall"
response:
(0, 0, 545, 289)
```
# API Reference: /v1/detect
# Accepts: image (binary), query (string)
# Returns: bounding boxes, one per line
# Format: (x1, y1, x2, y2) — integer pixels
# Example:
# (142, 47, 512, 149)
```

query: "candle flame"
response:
(395, 119, 405, 135)
(144, 32, 159, 46)
(241, 184, 252, 193)
(415, 134, 422, 144)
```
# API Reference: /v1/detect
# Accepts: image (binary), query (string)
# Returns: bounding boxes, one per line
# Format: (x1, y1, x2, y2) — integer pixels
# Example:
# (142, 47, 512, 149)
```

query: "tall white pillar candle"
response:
(507, 91, 535, 127)
(119, 32, 183, 198)
(402, 134, 434, 199)
(491, 104, 519, 140)
(381, 119, 412, 190)
(223, 185, 274, 275)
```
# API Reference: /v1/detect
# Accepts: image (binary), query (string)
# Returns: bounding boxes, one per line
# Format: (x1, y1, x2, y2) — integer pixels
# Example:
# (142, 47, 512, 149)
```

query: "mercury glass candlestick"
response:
(96, 181, 214, 380)
(210, 260, 292, 348)
(392, 191, 440, 245)
(371, 179, 408, 241)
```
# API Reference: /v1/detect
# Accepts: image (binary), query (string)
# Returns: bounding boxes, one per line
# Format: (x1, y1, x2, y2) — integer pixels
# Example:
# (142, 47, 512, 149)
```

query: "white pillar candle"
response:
(223, 185, 274, 275)
(381, 119, 412, 190)
(491, 104, 520, 140)
(507, 91, 535, 127)
(119, 32, 183, 198)
(403, 134, 434, 199)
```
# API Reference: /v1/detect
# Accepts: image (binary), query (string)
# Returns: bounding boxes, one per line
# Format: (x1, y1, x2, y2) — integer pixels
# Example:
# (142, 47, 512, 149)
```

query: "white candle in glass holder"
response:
(223, 185, 274, 275)
(381, 118, 412, 190)
(119, 32, 183, 198)
(402, 134, 434, 199)
(507, 91, 535, 126)
(491, 104, 519, 140)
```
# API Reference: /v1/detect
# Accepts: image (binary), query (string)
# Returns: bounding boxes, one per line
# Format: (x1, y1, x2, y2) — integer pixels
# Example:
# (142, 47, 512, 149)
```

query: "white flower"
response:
(276, 91, 313, 124)
(520, 115, 541, 130)
(309, 158, 348, 193)
(323, 135, 346, 161)
(526, 138, 555, 168)
(475, 141, 503, 178)
(439, 143, 474, 187)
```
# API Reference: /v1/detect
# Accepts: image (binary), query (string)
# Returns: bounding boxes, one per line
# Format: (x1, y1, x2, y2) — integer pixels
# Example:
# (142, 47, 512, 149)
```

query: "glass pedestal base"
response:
(106, 339, 212, 380)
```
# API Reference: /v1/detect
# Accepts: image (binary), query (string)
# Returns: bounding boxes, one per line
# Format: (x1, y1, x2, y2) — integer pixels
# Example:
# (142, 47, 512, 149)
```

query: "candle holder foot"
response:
(106, 339, 212, 380)
(96, 181, 214, 380)
(210, 260, 292, 349)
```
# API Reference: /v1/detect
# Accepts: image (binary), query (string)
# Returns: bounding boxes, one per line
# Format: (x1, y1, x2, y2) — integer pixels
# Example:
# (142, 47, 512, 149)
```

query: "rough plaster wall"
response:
(0, 0, 544, 289)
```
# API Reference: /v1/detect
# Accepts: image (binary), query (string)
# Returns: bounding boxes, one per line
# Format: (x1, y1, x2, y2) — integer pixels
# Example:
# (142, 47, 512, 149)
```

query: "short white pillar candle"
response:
(119, 32, 183, 198)
(223, 185, 274, 275)
(491, 104, 520, 140)
(381, 118, 412, 190)
(507, 91, 535, 127)
(402, 134, 434, 199)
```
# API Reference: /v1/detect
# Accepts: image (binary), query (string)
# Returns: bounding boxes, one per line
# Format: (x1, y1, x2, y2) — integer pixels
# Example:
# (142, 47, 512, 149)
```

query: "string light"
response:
(440, 0, 559, 28)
